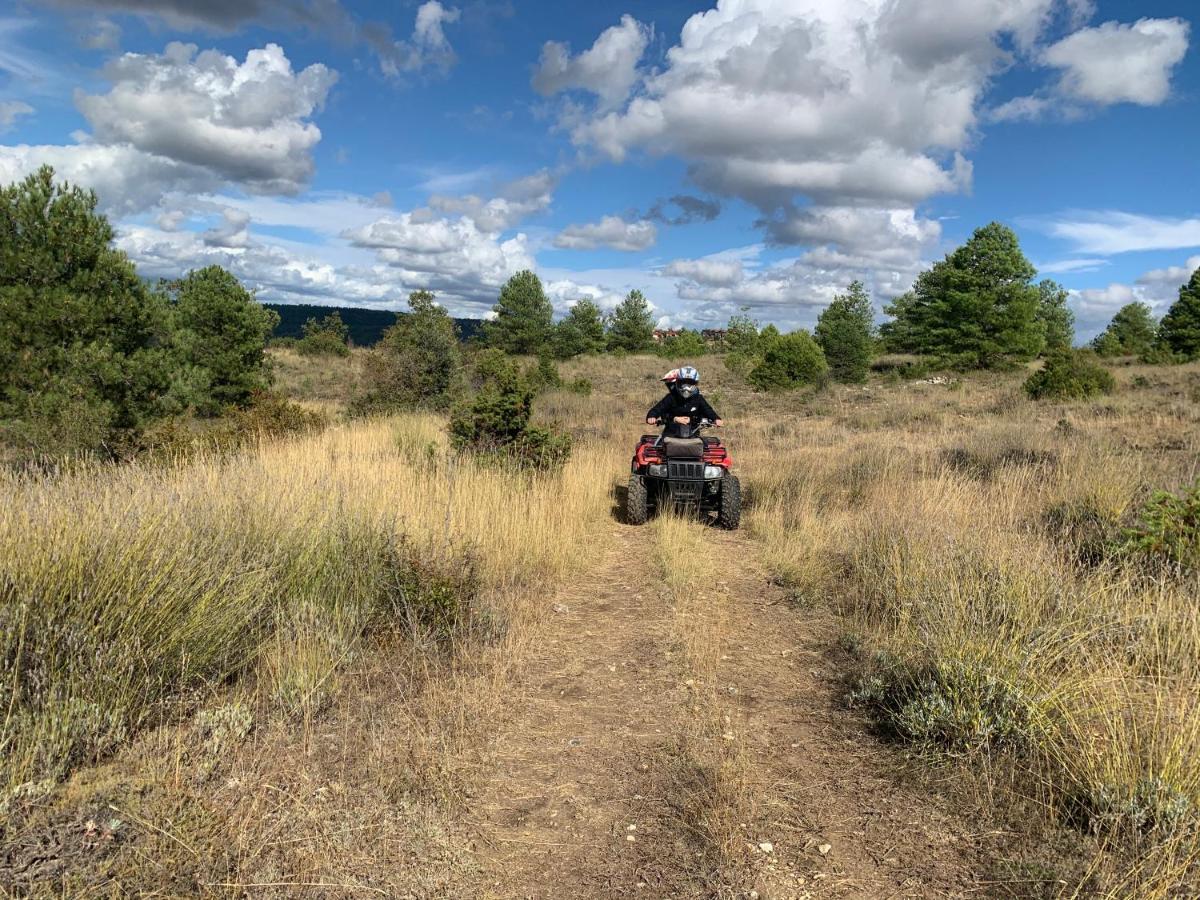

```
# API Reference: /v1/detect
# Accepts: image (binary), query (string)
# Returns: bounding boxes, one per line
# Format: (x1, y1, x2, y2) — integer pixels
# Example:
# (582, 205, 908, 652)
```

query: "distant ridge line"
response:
(265, 303, 483, 346)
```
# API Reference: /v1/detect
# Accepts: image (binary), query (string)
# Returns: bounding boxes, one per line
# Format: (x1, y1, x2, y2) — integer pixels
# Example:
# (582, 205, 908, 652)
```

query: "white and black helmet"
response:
(662, 365, 700, 398)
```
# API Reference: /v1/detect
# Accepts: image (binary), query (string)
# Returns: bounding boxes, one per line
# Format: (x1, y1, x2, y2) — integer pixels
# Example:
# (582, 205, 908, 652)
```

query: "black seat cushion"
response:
(662, 437, 704, 459)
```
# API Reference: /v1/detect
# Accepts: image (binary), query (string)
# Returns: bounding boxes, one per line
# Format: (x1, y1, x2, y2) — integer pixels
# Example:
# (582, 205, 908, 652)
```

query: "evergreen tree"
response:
(552, 297, 607, 358)
(0, 166, 172, 455)
(168, 266, 280, 414)
(607, 289, 655, 353)
(1157, 266, 1200, 360)
(297, 311, 351, 356)
(1090, 302, 1157, 357)
(1035, 279, 1075, 353)
(353, 290, 464, 414)
(880, 222, 1044, 368)
(655, 328, 708, 359)
(749, 330, 828, 391)
(481, 270, 553, 354)
(815, 280, 875, 383)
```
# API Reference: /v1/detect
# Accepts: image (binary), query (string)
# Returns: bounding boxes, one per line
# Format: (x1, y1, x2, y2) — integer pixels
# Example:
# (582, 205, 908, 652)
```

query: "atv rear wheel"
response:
(717, 474, 741, 530)
(626, 474, 649, 525)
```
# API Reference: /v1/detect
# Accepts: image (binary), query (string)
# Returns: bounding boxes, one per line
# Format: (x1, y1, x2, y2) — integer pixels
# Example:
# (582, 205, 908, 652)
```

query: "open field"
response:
(3, 351, 1199, 897)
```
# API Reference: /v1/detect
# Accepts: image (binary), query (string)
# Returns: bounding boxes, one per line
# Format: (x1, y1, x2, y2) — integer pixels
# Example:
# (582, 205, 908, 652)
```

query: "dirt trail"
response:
(470, 517, 995, 899)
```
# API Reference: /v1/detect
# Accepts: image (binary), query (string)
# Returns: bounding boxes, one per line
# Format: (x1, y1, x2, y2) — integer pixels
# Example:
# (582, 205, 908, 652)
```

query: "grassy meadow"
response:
(2, 346, 1199, 895)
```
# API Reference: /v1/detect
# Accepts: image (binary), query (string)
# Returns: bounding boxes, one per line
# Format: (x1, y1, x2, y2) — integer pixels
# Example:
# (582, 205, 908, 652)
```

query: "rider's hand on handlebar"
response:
(714, 418, 723, 427)
(646, 417, 659, 426)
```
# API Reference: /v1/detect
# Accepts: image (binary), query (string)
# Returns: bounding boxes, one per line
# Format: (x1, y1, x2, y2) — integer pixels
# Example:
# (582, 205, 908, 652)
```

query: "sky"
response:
(0, 0, 1197, 339)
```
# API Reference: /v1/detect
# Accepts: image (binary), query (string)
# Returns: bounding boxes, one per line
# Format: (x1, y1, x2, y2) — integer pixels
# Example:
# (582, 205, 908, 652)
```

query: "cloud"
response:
(364, 1, 461, 77)
(989, 16, 1189, 121)
(51, 0, 463, 79)
(0, 100, 33, 132)
(1043, 17, 1189, 106)
(553, 215, 657, 252)
(343, 209, 535, 309)
(661, 258, 744, 287)
(201, 206, 251, 248)
(427, 169, 556, 232)
(1036, 257, 1109, 274)
(532, 14, 650, 111)
(1041, 211, 1200, 255)
(1071, 254, 1200, 335)
(645, 194, 721, 226)
(0, 42, 334, 214)
(79, 17, 122, 49)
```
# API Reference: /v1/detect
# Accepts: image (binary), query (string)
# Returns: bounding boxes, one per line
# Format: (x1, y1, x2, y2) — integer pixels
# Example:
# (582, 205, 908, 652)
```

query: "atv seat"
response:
(662, 437, 704, 459)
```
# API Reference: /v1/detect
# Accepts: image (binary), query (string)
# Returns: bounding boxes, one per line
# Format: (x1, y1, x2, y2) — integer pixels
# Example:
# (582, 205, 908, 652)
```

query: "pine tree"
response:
(607, 289, 655, 353)
(0, 166, 173, 455)
(482, 270, 553, 354)
(1091, 302, 1157, 357)
(552, 297, 607, 358)
(815, 280, 874, 383)
(353, 290, 464, 413)
(1035, 279, 1075, 353)
(880, 222, 1044, 368)
(1158, 266, 1200, 360)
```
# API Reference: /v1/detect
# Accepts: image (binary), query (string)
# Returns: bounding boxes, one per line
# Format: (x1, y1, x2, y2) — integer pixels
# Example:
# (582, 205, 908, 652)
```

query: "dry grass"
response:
(4, 348, 1199, 895)
(735, 362, 1200, 896)
(0, 412, 611, 891)
(653, 513, 753, 886)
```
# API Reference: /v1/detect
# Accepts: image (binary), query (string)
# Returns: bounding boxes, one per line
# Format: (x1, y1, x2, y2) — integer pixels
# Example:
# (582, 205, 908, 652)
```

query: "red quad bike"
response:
(627, 419, 741, 529)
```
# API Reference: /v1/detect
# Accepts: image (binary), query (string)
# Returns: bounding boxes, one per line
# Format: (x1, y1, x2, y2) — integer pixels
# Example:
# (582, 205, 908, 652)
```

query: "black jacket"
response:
(647, 391, 720, 434)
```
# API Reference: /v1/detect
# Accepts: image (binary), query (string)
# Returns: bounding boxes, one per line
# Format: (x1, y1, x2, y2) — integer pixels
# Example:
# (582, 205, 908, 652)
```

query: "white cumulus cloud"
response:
(1043, 17, 1189, 106)
(532, 14, 650, 111)
(554, 215, 656, 252)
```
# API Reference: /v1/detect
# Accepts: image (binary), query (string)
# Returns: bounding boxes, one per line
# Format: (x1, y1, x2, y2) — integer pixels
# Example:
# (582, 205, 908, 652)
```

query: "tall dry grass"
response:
(742, 365, 1200, 895)
(0, 414, 610, 807)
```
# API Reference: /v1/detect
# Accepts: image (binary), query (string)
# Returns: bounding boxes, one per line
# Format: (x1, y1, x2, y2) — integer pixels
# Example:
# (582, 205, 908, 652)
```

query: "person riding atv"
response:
(646, 366, 723, 438)
(629, 365, 740, 528)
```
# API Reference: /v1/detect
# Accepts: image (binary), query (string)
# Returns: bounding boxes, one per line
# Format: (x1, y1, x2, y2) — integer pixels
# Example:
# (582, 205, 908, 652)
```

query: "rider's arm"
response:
(696, 395, 720, 423)
(646, 395, 671, 424)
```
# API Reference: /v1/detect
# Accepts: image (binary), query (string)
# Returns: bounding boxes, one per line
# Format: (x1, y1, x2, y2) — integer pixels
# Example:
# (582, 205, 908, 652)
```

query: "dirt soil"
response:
(468, 520, 1003, 899)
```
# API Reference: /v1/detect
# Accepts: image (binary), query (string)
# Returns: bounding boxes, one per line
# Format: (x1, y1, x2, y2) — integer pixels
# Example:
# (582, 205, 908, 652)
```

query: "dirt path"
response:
(469, 516, 996, 899)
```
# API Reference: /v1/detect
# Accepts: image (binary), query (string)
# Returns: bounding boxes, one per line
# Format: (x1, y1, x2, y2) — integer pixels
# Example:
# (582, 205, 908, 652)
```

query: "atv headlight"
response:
(704, 465, 724, 479)
(648, 464, 667, 477)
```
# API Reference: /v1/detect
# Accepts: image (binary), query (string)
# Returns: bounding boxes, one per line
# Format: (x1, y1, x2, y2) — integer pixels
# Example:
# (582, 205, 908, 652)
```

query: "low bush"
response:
(850, 652, 1045, 756)
(1024, 350, 1116, 401)
(525, 354, 562, 393)
(1120, 480, 1200, 572)
(748, 331, 828, 391)
(449, 354, 571, 471)
(565, 376, 593, 396)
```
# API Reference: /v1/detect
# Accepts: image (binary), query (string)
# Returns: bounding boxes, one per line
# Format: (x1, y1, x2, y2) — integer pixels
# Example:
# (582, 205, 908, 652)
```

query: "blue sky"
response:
(0, 0, 1196, 338)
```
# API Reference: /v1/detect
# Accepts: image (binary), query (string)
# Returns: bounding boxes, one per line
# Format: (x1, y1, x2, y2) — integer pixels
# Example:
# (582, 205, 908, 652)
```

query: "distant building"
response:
(701, 329, 727, 344)
(652, 328, 683, 343)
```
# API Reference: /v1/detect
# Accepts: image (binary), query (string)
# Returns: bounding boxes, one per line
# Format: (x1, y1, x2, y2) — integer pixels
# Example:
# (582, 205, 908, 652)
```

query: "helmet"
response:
(663, 365, 700, 398)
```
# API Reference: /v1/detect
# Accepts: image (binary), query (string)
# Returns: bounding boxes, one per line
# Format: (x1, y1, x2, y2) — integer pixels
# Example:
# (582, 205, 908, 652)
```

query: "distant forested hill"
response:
(266, 303, 483, 346)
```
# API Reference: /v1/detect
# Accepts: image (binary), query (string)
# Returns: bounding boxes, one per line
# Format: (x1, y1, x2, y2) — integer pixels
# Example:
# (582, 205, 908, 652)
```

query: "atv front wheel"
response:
(717, 474, 741, 530)
(626, 475, 649, 525)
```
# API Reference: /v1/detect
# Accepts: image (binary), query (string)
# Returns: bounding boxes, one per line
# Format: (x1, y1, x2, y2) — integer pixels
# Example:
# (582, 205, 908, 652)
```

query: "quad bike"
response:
(626, 419, 740, 529)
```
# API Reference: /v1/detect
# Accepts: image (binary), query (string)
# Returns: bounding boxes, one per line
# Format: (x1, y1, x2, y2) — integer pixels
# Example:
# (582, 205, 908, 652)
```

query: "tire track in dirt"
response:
(470, 520, 695, 898)
(691, 529, 998, 898)
(469, 514, 994, 899)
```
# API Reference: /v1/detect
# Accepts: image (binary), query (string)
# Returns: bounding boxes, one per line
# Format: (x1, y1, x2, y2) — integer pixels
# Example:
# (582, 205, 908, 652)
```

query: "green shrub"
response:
(565, 377, 593, 396)
(654, 328, 708, 359)
(749, 330, 828, 391)
(351, 291, 464, 415)
(1075, 777, 1196, 839)
(448, 354, 571, 471)
(1023, 350, 1116, 400)
(0, 167, 175, 459)
(552, 298, 607, 358)
(296, 312, 350, 357)
(525, 354, 562, 393)
(1120, 480, 1200, 571)
(167, 266, 280, 415)
(815, 280, 874, 383)
(851, 653, 1044, 755)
